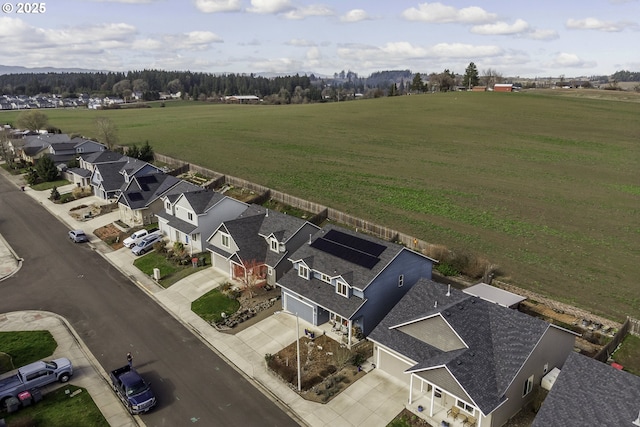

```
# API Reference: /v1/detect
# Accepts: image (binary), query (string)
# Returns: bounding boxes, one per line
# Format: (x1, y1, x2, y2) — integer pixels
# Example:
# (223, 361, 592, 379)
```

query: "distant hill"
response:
(0, 64, 101, 75)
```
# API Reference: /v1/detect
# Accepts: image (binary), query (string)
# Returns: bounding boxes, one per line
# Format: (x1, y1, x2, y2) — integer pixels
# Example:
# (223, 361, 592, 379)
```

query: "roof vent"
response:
(266, 208, 269, 217)
(434, 300, 438, 308)
(446, 284, 451, 297)
(444, 311, 451, 316)
(458, 304, 464, 310)
(456, 360, 462, 365)
(469, 351, 475, 357)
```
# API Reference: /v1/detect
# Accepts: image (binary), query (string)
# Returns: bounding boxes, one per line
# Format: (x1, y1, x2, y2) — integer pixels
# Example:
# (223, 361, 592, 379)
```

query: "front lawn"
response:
(192, 288, 240, 324)
(30, 179, 70, 191)
(1, 385, 109, 427)
(0, 330, 57, 374)
(133, 251, 211, 288)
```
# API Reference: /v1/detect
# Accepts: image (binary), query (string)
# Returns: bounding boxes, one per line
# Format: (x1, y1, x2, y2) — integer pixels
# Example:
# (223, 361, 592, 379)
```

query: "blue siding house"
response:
(277, 224, 437, 346)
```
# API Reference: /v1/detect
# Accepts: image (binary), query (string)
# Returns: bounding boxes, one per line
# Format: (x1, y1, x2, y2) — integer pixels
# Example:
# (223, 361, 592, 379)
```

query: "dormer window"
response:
(298, 265, 309, 279)
(270, 238, 279, 252)
(165, 201, 171, 210)
(320, 274, 330, 283)
(336, 280, 348, 297)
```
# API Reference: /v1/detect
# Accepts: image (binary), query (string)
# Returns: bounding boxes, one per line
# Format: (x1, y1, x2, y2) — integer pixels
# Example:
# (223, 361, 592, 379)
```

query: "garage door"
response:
(377, 346, 413, 385)
(283, 293, 314, 325)
(213, 253, 229, 272)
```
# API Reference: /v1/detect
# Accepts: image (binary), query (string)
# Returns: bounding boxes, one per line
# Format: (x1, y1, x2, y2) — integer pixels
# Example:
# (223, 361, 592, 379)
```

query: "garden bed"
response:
(266, 335, 372, 403)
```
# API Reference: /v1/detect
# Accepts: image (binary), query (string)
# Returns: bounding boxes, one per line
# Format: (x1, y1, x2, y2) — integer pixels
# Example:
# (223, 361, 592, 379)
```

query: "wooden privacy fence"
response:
(594, 317, 631, 363)
(153, 153, 435, 253)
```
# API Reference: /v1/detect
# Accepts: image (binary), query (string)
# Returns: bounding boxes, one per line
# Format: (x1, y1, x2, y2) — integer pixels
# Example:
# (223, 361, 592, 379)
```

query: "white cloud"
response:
(401, 2, 497, 24)
(247, 0, 293, 14)
(527, 28, 559, 40)
(340, 9, 371, 23)
(548, 52, 597, 69)
(287, 39, 316, 47)
(566, 17, 637, 32)
(194, 0, 242, 13)
(283, 5, 333, 20)
(250, 57, 301, 73)
(471, 19, 530, 35)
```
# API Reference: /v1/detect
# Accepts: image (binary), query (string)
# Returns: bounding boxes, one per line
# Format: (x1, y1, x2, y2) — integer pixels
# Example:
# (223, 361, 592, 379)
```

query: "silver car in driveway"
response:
(68, 230, 89, 243)
(131, 232, 163, 256)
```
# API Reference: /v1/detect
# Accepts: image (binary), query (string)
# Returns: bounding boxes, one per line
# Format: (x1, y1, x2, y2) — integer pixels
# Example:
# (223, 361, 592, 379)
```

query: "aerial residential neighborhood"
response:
(1, 119, 639, 427)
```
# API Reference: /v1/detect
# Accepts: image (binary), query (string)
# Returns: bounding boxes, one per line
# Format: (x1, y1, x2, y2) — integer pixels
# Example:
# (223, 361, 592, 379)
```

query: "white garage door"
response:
(283, 293, 314, 325)
(377, 346, 413, 385)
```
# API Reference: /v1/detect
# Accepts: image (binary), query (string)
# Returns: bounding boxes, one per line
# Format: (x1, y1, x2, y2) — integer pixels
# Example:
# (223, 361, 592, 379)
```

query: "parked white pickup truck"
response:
(123, 228, 158, 248)
(0, 358, 73, 404)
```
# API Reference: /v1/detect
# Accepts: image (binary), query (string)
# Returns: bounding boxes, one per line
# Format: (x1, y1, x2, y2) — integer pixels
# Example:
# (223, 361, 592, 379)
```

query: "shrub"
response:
(153, 241, 167, 254)
(50, 186, 60, 201)
(436, 262, 459, 276)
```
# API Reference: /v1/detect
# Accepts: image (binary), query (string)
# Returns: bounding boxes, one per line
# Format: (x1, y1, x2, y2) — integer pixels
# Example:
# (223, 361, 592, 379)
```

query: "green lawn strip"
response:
(2, 384, 109, 427)
(612, 334, 640, 376)
(30, 180, 70, 191)
(0, 331, 57, 374)
(191, 289, 240, 324)
(133, 251, 211, 288)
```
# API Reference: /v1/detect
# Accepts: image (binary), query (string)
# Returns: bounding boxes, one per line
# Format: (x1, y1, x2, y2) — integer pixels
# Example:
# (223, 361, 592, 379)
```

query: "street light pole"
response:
(295, 312, 301, 392)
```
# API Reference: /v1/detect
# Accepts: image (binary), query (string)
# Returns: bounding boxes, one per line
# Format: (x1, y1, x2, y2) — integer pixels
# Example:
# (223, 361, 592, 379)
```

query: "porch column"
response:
(347, 320, 352, 348)
(429, 385, 435, 417)
(409, 374, 414, 404)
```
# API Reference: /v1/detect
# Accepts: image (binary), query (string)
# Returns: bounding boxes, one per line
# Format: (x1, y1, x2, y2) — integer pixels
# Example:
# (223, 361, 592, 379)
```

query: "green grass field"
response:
(2, 90, 639, 321)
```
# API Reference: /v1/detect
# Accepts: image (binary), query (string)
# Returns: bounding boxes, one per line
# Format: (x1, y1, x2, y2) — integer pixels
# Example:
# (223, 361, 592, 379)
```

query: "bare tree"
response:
(94, 117, 118, 150)
(238, 260, 266, 298)
(16, 110, 49, 131)
(481, 68, 504, 89)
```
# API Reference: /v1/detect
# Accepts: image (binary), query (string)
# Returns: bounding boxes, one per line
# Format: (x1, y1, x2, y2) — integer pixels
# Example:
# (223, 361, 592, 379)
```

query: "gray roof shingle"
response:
(532, 351, 640, 427)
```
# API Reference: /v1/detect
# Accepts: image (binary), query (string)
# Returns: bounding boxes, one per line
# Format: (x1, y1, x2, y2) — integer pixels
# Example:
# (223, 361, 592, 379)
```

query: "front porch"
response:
(407, 376, 481, 427)
(317, 315, 364, 348)
(407, 397, 475, 427)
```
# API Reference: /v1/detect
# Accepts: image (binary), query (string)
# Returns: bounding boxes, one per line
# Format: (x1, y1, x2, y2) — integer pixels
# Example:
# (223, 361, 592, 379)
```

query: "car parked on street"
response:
(131, 232, 163, 256)
(69, 230, 89, 243)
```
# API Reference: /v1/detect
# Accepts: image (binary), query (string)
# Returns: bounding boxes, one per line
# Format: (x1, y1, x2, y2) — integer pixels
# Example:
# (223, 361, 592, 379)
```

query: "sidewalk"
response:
(0, 172, 409, 426)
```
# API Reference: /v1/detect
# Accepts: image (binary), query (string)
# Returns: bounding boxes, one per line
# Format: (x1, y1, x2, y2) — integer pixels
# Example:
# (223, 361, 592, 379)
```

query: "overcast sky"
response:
(0, 0, 638, 78)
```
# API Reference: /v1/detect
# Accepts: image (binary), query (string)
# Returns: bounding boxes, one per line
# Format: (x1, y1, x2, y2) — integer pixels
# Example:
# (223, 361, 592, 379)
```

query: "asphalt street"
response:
(0, 173, 299, 426)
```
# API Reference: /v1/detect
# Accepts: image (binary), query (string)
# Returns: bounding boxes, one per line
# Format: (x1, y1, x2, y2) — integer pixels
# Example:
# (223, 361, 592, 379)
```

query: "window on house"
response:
(523, 375, 534, 397)
(191, 234, 197, 242)
(267, 267, 273, 276)
(270, 238, 279, 252)
(188, 212, 193, 221)
(336, 281, 348, 297)
(320, 274, 330, 283)
(456, 399, 474, 414)
(166, 201, 170, 210)
(398, 274, 404, 287)
(298, 265, 309, 279)
(221, 233, 230, 248)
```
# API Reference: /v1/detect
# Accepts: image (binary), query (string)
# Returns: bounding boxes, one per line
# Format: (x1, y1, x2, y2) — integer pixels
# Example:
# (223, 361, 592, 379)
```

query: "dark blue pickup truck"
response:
(109, 365, 156, 415)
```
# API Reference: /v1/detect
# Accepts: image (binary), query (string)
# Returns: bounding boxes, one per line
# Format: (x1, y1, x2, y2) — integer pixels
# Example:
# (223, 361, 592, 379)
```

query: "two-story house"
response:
(368, 279, 577, 427)
(276, 224, 437, 346)
(156, 190, 248, 253)
(117, 173, 201, 226)
(91, 158, 163, 201)
(206, 204, 320, 287)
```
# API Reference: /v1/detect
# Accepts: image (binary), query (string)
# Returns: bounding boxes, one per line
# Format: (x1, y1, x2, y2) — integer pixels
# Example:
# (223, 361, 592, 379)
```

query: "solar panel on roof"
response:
(323, 229, 386, 257)
(128, 192, 144, 201)
(311, 236, 380, 269)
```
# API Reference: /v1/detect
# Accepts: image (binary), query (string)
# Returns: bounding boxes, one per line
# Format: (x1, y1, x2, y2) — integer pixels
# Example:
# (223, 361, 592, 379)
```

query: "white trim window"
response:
(188, 212, 193, 221)
(456, 399, 474, 414)
(336, 280, 348, 297)
(221, 233, 230, 249)
(298, 264, 309, 279)
(320, 273, 331, 283)
(398, 274, 404, 287)
(270, 238, 279, 252)
(191, 233, 197, 242)
(523, 374, 534, 397)
(267, 267, 273, 276)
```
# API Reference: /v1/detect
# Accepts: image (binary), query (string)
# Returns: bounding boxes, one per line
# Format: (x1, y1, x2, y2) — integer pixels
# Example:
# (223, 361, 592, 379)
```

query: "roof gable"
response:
(396, 315, 467, 352)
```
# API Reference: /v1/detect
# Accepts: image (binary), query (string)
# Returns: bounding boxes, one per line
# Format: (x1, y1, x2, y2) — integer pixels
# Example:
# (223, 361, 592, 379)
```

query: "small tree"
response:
(463, 62, 480, 89)
(238, 259, 266, 298)
(35, 156, 59, 182)
(138, 140, 154, 162)
(127, 143, 140, 159)
(94, 116, 118, 150)
(50, 186, 60, 201)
